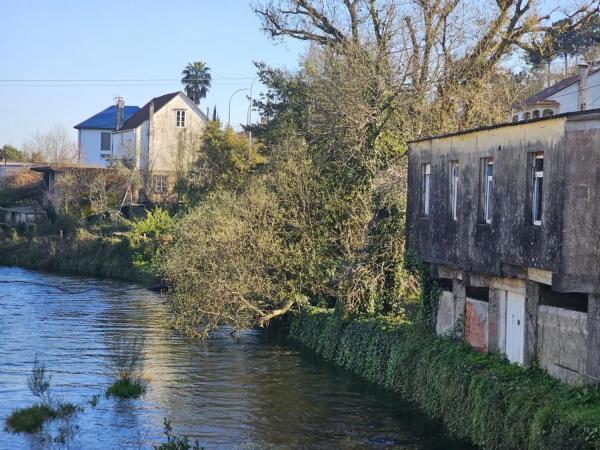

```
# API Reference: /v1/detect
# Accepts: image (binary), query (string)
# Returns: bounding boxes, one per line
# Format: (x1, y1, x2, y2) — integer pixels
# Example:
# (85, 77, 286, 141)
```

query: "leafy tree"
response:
(0, 144, 28, 162)
(211, 105, 219, 122)
(181, 61, 211, 105)
(191, 121, 264, 194)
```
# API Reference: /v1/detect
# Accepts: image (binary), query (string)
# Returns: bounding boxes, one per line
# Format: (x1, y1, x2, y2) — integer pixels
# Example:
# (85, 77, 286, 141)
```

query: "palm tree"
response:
(181, 61, 211, 105)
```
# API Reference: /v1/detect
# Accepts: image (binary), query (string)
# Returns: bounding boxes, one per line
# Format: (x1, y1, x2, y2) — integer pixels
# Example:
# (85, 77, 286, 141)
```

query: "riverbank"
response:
(0, 233, 156, 285)
(289, 307, 600, 450)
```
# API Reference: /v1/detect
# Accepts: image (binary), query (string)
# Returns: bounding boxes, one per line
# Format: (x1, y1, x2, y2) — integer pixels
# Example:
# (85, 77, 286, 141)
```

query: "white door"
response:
(505, 292, 526, 365)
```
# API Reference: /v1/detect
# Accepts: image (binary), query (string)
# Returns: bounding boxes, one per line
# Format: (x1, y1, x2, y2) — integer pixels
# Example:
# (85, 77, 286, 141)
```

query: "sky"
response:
(0, 1, 306, 147)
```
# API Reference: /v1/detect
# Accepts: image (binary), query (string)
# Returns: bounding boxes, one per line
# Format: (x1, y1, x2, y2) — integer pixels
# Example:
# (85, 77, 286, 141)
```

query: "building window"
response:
(421, 163, 431, 217)
(450, 161, 459, 220)
(153, 175, 168, 194)
(542, 109, 554, 117)
(533, 110, 540, 119)
(100, 132, 111, 152)
(524, 112, 531, 120)
(480, 158, 494, 224)
(176, 110, 186, 128)
(531, 152, 544, 225)
(512, 115, 519, 122)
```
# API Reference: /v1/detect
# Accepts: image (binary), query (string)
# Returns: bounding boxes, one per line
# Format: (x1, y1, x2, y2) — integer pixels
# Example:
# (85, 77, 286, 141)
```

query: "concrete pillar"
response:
(488, 289, 501, 353)
(585, 294, 600, 383)
(453, 278, 466, 338)
(524, 281, 539, 367)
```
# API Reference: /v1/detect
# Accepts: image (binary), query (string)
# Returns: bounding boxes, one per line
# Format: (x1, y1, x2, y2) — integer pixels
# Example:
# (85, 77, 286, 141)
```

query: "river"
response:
(0, 267, 476, 449)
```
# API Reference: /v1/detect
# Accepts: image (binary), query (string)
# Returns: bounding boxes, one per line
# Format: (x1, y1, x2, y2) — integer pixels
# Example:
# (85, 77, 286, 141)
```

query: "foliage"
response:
(290, 307, 600, 450)
(105, 336, 147, 399)
(181, 61, 211, 105)
(6, 404, 58, 433)
(0, 231, 155, 284)
(0, 168, 43, 206)
(24, 125, 77, 163)
(5, 357, 80, 434)
(154, 418, 204, 450)
(0, 144, 29, 162)
(162, 181, 306, 336)
(127, 208, 174, 271)
(27, 355, 52, 406)
(191, 121, 264, 195)
(106, 378, 147, 399)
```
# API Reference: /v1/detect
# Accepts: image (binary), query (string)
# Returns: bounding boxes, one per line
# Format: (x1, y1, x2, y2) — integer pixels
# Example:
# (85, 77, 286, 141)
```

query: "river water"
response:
(0, 267, 476, 449)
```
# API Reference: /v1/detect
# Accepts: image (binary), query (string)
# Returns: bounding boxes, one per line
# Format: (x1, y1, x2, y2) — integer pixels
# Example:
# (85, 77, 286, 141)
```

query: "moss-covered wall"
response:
(289, 307, 600, 450)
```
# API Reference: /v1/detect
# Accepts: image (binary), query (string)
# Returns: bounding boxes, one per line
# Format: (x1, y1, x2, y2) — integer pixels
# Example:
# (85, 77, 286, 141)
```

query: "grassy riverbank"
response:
(0, 233, 156, 285)
(289, 307, 600, 450)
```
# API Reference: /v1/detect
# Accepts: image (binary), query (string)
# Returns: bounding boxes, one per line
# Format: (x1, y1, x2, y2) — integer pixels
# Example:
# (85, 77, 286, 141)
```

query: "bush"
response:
(289, 307, 600, 450)
(6, 404, 56, 433)
(106, 378, 146, 399)
(154, 418, 204, 450)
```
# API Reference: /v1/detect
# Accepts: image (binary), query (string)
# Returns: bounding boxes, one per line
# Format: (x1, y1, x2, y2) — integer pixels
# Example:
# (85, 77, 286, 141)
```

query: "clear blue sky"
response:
(0, 1, 306, 147)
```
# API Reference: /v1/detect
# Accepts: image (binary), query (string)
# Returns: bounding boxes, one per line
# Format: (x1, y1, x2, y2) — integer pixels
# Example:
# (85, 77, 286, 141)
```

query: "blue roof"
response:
(74, 105, 140, 130)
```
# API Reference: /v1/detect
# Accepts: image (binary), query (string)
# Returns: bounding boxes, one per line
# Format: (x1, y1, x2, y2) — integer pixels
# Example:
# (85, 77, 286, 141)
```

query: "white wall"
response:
(79, 129, 111, 167)
(548, 70, 600, 113)
(112, 129, 137, 166)
(144, 93, 207, 173)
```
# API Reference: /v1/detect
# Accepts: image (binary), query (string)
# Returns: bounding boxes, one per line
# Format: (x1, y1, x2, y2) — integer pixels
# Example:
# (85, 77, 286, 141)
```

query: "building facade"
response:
(74, 98, 140, 167)
(511, 64, 600, 122)
(111, 92, 208, 201)
(407, 109, 600, 384)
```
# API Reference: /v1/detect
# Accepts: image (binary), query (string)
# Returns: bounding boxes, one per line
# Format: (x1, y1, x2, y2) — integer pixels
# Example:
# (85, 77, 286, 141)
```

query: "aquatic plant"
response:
(105, 336, 148, 399)
(154, 418, 204, 450)
(5, 357, 81, 434)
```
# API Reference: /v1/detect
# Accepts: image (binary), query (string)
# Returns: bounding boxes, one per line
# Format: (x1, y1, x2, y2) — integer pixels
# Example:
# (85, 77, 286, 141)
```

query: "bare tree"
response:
(24, 125, 78, 163)
(255, 0, 600, 136)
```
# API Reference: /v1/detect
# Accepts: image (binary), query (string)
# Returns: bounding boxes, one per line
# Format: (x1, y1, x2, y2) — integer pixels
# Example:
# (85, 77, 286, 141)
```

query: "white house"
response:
(511, 64, 600, 121)
(75, 92, 208, 202)
(74, 98, 140, 167)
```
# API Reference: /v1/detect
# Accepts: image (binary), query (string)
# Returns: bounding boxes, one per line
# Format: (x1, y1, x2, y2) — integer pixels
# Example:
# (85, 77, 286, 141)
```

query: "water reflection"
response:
(0, 267, 476, 449)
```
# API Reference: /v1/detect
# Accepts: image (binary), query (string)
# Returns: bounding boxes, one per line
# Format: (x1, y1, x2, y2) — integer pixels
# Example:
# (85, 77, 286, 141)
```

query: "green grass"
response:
(289, 307, 600, 450)
(106, 378, 147, 399)
(5, 402, 80, 434)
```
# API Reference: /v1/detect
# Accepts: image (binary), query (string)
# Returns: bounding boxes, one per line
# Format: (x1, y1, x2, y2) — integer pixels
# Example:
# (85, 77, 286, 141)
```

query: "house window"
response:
(176, 110, 186, 128)
(533, 110, 540, 119)
(153, 175, 168, 194)
(450, 161, 459, 220)
(524, 112, 531, 120)
(100, 132, 111, 152)
(542, 109, 554, 117)
(512, 115, 519, 122)
(480, 158, 494, 224)
(531, 153, 544, 225)
(421, 163, 431, 217)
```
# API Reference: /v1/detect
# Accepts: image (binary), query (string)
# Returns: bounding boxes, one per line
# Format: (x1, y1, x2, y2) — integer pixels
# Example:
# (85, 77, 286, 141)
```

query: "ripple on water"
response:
(0, 267, 477, 449)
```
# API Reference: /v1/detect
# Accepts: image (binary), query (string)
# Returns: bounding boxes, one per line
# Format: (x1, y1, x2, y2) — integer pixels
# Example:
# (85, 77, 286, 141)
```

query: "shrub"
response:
(289, 307, 600, 450)
(154, 418, 204, 450)
(106, 378, 146, 399)
(6, 404, 56, 433)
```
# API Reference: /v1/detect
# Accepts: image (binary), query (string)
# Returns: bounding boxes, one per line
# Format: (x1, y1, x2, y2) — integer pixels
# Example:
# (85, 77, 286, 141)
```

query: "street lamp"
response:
(228, 88, 249, 128)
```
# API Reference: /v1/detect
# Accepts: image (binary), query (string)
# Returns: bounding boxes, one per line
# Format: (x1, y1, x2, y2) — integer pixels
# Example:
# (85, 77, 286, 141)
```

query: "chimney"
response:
(115, 97, 125, 130)
(578, 63, 589, 111)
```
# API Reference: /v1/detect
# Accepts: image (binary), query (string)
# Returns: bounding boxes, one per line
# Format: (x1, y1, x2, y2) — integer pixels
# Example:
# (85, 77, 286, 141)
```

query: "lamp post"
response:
(228, 88, 249, 128)
(247, 77, 259, 148)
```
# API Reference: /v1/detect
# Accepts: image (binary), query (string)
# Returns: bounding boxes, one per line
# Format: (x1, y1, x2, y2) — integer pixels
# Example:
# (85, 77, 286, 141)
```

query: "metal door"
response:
(505, 292, 525, 365)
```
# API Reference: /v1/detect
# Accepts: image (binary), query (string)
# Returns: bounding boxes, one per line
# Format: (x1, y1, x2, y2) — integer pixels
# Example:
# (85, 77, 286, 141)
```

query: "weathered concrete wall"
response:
(407, 118, 567, 279)
(436, 290, 455, 335)
(537, 305, 587, 383)
(465, 298, 489, 352)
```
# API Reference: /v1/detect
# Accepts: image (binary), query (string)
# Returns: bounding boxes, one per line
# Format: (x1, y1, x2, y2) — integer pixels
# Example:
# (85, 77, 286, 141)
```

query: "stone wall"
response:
(537, 305, 587, 383)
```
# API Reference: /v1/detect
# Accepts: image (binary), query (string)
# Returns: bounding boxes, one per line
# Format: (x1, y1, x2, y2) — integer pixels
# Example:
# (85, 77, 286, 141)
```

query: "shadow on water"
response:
(0, 267, 478, 449)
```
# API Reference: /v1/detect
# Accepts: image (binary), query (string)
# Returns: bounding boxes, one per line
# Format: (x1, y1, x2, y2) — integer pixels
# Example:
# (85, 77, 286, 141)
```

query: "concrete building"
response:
(74, 98, 140, 166)
(511, 64, 600, 122)
(407, 108, 600, 384)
